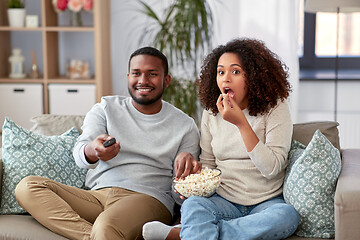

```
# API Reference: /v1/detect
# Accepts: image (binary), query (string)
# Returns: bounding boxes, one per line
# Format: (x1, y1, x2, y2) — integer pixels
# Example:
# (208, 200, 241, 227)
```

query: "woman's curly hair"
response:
(197, 38, 292, 116)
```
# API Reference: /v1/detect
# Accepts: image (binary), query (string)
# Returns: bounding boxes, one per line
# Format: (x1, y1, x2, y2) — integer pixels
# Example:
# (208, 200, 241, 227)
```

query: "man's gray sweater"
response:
(73, 96, 200, 215)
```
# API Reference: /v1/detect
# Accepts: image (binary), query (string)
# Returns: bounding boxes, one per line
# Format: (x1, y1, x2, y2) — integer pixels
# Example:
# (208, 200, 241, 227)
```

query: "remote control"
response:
(103, 138, 116, 147)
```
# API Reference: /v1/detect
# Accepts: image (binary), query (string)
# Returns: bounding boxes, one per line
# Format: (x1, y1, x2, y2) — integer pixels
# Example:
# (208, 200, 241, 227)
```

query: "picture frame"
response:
(25, 15, 39, 28)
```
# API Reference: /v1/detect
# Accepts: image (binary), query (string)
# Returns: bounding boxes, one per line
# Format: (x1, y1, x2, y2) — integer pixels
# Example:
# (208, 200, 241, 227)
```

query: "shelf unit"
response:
(0, 0, 112, 116)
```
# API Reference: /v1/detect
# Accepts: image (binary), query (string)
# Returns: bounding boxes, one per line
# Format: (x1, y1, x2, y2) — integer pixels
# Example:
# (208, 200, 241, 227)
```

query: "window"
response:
(316, 12, 360, 56)
(300, 11, 360, 70)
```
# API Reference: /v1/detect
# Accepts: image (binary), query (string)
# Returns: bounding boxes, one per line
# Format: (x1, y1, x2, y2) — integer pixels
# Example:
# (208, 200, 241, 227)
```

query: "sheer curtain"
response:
(211, 0, 301, 122)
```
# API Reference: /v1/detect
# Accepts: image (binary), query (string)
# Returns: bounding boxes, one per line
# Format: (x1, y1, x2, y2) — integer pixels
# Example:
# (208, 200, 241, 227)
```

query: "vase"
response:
(7, 9, 26, 27)
(70, 11, 82, 27)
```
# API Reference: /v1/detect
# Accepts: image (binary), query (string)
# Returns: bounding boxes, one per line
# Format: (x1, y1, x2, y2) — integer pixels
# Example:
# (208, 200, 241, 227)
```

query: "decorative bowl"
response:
(172, 168, 221, 198)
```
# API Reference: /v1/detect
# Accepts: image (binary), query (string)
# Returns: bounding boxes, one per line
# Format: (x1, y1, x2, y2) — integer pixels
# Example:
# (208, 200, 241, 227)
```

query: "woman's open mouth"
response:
(223, 87, 234, 98)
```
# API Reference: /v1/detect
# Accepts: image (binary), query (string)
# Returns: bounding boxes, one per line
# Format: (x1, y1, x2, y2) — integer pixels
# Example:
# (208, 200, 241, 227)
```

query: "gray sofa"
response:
(0, 115, 360, 240)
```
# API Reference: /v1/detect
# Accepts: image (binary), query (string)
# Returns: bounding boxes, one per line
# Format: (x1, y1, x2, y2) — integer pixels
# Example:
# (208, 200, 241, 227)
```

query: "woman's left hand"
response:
(216, 93, 245, 127)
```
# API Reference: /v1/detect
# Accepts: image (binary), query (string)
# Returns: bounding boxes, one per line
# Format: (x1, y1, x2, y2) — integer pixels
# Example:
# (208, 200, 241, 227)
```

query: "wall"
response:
(299, 80, 360, 148)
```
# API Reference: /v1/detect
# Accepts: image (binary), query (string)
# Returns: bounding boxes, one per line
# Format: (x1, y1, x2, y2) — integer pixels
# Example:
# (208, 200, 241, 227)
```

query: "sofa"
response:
(0, 115, 359, 240)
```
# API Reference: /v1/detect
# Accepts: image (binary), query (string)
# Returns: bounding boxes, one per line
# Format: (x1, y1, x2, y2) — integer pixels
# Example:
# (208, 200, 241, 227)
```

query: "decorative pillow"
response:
(284, 129, 341, 238)
(30, 114, 85, 136)
(1, 118, 87, 214)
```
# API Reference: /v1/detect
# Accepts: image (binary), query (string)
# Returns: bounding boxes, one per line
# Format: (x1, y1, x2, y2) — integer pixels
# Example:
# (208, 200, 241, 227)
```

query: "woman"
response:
(143, 38, 299, 240)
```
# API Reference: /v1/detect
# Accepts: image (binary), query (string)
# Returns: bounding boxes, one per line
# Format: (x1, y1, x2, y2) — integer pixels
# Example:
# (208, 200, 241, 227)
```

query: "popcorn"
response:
(173, 168, 221, 198)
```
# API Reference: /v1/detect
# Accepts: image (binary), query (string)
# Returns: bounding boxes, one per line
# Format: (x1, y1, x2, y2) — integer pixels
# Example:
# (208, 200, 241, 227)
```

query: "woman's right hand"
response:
(216, 93, 245, 127)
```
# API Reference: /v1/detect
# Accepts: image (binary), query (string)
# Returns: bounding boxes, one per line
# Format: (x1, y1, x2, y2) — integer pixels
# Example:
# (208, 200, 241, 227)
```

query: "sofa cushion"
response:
(292, 121, 340, 152)
(0, 118, 87, 214)
(284, 130, 341, 238)
(0, 215, 68, 239)
(30, 114, 85, 136)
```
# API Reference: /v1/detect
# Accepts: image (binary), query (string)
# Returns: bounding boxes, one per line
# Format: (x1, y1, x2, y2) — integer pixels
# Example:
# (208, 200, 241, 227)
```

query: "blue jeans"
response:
(180, 194, 299, 240)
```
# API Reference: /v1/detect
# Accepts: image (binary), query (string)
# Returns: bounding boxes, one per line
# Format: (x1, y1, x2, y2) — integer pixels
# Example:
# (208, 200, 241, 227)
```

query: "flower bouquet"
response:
(53, 0, 93, 26)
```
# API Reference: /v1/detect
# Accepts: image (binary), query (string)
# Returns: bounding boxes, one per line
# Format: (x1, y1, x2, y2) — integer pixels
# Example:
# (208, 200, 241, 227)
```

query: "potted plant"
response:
(7, 0, 26, 27)
(137, 0, 214, 123)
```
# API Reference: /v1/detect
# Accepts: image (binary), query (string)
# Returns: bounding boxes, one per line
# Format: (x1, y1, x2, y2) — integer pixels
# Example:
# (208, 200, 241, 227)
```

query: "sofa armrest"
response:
(334, 148, 360, 240)
(0, 154, 2, 199)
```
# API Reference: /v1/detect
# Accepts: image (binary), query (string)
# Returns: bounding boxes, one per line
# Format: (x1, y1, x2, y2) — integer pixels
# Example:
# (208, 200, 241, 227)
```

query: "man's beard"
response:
(128, 85, 165, 106)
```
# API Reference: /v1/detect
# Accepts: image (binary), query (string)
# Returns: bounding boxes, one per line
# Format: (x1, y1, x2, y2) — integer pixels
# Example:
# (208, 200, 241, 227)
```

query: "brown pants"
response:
(15, 176, 172, 240)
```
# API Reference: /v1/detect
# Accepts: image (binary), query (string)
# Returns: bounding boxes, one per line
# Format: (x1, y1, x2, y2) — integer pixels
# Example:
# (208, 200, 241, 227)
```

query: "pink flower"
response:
(68, 0, 83, 12)
(82, 0, 93, 12)
(53, 0, 69, 12)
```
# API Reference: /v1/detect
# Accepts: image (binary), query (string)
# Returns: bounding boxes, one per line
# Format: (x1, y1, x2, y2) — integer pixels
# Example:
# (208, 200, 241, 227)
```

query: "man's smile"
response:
(135, 86, 154, 94)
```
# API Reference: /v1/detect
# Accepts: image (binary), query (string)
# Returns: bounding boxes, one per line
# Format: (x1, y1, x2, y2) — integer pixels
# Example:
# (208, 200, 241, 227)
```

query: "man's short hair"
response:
(128, 47, 169, 76)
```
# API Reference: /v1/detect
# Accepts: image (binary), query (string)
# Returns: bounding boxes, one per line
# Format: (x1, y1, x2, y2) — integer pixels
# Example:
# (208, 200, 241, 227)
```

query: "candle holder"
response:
(8, 48, 26, 79)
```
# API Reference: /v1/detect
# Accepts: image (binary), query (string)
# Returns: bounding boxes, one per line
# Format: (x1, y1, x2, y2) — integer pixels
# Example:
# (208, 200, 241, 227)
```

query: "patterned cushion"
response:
(283, 129, 341, 238)
(0, 118, 87, 214)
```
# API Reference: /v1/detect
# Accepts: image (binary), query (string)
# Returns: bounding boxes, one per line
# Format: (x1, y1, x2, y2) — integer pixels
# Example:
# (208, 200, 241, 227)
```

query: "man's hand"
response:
(174, 152, 202, 180)
(84, 134, 120, 163)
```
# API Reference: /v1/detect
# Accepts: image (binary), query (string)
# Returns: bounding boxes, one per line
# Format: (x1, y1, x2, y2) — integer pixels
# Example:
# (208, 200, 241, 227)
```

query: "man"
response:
(15, 47, 201, 240)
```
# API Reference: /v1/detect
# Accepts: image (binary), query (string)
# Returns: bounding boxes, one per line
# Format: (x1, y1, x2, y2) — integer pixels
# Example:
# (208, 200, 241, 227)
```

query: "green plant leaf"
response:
(8, 0, 24, 8)
(136, 0, 213, 76)
(136, 0, 214, 121)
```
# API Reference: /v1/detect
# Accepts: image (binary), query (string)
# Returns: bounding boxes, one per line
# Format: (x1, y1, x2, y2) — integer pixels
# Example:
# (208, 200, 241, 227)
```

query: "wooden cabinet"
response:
(0, 0, 112, 117)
